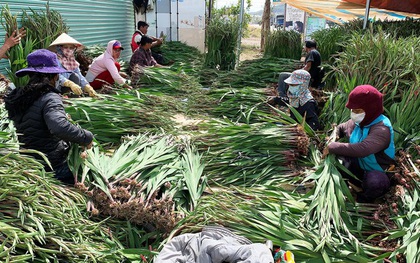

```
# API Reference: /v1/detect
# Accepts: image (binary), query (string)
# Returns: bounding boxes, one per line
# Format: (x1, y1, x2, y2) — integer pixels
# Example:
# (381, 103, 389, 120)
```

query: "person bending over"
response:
(4, 49, 94, 185)
(325, 85, 395, 202)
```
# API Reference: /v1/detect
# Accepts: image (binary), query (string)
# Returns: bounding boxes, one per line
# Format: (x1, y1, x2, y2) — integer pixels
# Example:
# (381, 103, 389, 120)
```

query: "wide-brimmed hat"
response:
(284, 69, 311, 85)
(48, 33, 84, 52)
(15, 49, 70, 77)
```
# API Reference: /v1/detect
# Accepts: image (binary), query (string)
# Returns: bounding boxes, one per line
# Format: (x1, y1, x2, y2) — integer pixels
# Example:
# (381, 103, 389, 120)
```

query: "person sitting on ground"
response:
(325, 85, 395, 203)
(4, 49, 94, 185)
(48, 33, 96, 97)
(131, 21, 165, 65)
(283, 69, 320, 131)
(85, 40, 132, 90)
(303, 40, 322, 89)
(131, 21, 163, 52)
(0, 27, 26, 60)
(129, 36, 163, 73)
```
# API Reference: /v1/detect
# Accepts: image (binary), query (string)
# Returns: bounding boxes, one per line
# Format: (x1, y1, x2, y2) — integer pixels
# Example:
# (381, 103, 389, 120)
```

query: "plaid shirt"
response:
(129, 47, 157, 72)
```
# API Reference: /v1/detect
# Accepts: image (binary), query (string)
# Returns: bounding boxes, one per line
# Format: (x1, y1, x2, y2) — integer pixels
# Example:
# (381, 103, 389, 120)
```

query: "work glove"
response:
(84, 84, 97, 97)
(63, 80, 83, 95)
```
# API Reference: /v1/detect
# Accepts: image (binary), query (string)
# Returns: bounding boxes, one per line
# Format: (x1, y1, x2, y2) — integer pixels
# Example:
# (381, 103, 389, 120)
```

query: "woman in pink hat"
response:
(4, 49, 94, 185)
(85, 40, 132, 90)
(325, 85, 395, 202)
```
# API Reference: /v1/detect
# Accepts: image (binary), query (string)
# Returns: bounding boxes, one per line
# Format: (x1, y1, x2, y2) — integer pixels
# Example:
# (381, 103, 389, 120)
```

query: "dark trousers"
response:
(53, 162, 75, 186)
(277, 72, 291, 97)
(341, 157, 390, 202)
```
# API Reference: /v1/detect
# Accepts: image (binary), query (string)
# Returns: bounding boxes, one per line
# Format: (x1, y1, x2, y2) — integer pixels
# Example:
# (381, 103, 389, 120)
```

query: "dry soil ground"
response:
(240, 24, 263, 61)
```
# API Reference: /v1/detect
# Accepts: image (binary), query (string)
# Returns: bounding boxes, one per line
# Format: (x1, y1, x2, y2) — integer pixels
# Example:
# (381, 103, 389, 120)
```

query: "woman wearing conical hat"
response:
(48, 33, 96, 97)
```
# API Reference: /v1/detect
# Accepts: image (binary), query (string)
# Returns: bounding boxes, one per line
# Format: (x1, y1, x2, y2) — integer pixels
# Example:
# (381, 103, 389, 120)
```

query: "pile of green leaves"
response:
(205, 14, 240, 70)
(264, 29, 302, 60)
(21, 2, 69, 50)
(70, 133, 207, 233)
(0, 143, 125, 262)
(64, 93, 176, 143)
(195, 119, 309, 186)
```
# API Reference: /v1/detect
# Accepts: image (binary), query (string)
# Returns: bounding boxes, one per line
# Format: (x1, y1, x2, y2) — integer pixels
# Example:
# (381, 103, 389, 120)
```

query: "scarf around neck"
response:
(56, 45, 80, 71)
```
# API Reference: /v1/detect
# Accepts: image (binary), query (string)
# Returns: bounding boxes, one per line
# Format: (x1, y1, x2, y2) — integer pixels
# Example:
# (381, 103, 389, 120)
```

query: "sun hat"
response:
(113, 41, 124, 50)
(48, 33, 84, 52)
(284, 69, 311, 85)
(15, 49, 70, 77)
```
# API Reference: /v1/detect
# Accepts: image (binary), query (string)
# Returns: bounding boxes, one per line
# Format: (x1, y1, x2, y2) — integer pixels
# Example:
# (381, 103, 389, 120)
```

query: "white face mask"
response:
(351, 111, 366, 124)
(288, 85, 300, 95)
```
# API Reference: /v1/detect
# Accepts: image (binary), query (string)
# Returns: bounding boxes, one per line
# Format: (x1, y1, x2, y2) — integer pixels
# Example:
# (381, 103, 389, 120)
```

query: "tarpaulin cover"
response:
(282, 0, 420, 24)
(344, 0, 420, 14)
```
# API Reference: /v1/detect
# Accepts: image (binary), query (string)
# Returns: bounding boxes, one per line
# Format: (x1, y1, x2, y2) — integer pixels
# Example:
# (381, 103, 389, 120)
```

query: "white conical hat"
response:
(48, 33, 84, 52)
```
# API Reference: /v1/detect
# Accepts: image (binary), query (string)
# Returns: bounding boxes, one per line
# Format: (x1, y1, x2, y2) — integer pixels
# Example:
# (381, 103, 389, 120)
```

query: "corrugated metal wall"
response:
(1, 0, 134, 75)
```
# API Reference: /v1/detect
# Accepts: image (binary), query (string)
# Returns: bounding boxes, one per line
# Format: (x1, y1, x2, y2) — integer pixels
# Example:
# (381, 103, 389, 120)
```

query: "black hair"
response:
(5, 73, 57, 118)
(305, 40, 317, 48)
(140, 35, 153, 46)
(137, 21, 149, 29)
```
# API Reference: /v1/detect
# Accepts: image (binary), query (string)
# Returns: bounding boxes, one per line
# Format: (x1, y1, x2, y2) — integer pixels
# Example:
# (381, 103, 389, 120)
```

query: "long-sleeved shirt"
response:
(85, 40, 126, 85)
(129, 47, 157, 72)
(328, 117, 395, 171)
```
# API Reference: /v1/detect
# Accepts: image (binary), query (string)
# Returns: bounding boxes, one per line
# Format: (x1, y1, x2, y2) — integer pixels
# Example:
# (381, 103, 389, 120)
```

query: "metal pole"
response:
(235, 0, 245, 69)
(208, 0, 212, 21)
(363, 0, 371, 29)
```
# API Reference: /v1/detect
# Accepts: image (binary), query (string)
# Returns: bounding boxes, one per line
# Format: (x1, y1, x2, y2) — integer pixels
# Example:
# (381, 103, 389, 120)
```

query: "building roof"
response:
(282, 0, 420, 25)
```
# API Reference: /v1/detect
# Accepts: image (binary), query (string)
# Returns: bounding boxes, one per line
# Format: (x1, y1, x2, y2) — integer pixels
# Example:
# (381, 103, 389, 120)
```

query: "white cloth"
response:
(154, 226, 274, 263)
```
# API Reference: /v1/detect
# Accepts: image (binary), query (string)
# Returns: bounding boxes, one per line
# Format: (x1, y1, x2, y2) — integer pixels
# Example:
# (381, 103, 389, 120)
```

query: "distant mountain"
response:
(249, 4, 285, 16)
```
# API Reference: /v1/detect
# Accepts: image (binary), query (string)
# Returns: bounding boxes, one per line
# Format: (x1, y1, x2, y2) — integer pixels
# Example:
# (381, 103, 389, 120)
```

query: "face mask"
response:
(62, 47, 75, 58)
(288, 85, 300, 95)
(351, 111, 365, 124)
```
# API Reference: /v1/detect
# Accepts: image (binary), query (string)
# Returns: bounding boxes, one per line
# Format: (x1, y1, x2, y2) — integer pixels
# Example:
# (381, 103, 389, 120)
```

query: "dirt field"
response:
(240, 24, 262, 61)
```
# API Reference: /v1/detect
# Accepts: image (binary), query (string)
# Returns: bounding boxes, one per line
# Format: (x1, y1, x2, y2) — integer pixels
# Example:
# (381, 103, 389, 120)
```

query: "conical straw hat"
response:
(48, 33, 84, 52)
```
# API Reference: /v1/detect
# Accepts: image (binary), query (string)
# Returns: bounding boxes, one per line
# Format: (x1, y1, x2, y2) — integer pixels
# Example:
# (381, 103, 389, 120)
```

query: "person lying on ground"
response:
(48, 33, 96, 97)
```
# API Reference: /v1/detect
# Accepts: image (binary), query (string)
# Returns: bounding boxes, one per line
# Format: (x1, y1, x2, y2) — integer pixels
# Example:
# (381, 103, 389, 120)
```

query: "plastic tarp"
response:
(281, 0, 420, 24)
(344, 0, 420, 14)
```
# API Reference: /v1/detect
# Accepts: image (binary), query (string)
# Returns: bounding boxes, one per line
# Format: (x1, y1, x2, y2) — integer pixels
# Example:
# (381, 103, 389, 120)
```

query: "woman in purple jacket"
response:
(326, 85, 395, 202)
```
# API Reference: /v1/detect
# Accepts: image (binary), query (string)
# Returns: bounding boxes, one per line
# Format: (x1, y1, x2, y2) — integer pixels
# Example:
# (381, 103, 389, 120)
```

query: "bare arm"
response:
(0, 28, 26, 59)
